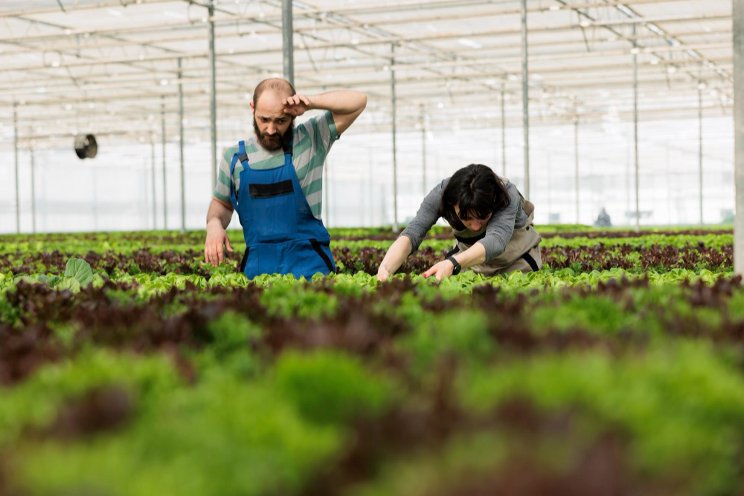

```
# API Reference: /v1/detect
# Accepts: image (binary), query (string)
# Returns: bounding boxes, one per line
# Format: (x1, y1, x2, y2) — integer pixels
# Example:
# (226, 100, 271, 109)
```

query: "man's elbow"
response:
(349, 93, 367, 118)
(212, 197, 233, 211)
(208, 197, 234, 224)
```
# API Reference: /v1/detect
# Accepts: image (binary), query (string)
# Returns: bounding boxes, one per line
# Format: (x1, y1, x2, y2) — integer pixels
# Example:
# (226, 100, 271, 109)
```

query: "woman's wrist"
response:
(445, 256, 461, 275)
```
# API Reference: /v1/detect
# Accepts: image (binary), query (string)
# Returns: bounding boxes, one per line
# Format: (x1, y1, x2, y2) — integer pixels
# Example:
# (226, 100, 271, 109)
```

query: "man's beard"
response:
(253, 118, 291, 151)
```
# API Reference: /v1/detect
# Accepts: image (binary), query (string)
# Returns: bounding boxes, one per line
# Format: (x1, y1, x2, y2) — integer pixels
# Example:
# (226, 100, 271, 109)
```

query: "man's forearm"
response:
(308, 90, 367, 115)
(206, 199, 233, 230)
(307, 90, 366, 136)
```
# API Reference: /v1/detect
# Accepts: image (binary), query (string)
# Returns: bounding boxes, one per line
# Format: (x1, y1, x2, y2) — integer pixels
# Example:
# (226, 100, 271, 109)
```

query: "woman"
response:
(377, 164, 542, 281)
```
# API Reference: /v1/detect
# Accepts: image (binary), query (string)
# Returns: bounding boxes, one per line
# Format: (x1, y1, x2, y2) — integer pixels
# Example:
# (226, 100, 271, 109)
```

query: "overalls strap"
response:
(229, 140, 250, 209)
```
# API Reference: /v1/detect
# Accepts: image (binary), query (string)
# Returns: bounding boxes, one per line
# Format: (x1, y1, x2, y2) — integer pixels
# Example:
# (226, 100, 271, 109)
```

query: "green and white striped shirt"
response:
(213, 111, 338, 219)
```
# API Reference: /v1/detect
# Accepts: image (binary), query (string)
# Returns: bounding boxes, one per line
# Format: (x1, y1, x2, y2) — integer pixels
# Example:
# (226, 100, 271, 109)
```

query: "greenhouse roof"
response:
(0, 0, 732, 146)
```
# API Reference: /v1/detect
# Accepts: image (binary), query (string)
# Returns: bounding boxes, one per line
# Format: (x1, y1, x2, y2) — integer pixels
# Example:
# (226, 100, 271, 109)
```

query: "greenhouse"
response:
(1, 0, 744, 494)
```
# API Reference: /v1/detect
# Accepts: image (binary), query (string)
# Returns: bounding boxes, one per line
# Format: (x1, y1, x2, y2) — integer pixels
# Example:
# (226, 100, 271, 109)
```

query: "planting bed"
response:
(0, 226, 742, 496)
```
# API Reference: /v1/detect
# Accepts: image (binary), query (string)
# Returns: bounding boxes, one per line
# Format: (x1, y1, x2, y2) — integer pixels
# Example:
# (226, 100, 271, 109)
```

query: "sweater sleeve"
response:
(476, 182, 522, 261)
(399, 179, 447, 252)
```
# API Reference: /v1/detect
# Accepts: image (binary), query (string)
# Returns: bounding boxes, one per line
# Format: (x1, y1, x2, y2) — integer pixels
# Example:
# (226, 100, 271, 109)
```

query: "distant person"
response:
(594, 207, 612, 227)
(377, 164, 542, 281)
(204, 78, 366, 278)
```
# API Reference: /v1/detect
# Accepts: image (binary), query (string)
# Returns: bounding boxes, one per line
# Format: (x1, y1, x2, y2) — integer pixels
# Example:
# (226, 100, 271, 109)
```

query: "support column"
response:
(521, 0, 530, 199)
(574, 116, 580, 224)
(734, 0, 744, 275)
(92, 163, 99, 230)
(13, 103, 20, 233)
(632, 24, 640, 231)
(208, 0, 217, 193)
(161, 97, 168, 229)
(420, 104, 427, 196)
(391, 44, 399, 231)
(368, 152, 374, 226)
(178, 58, 186, 232)
(30, 148, 36, 233)
(501, 85, 507, 178)
(151, 138, 157, 229)
(282, 0, 294, 85)
(698, 84, 704, 225)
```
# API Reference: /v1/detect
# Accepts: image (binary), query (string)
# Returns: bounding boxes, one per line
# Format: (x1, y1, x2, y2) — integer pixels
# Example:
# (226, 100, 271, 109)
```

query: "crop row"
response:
(0, 241, 732, 281)
(2, 270, 744, 495)
(0, 228, 740, 495)
(4, 273, 744, 380)
(0, 228, 733, 255)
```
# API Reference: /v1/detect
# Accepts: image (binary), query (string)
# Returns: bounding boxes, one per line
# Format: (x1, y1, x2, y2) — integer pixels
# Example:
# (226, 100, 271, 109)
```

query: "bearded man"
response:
(204, 78, 366, 278)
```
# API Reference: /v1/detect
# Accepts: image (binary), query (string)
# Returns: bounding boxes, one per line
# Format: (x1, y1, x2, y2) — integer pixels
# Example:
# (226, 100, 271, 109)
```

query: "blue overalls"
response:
(228, 136, 335, 279)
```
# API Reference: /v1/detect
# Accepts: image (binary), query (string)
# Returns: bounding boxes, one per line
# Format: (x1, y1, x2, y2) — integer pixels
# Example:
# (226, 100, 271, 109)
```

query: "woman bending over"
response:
(377, 163, 542, 281)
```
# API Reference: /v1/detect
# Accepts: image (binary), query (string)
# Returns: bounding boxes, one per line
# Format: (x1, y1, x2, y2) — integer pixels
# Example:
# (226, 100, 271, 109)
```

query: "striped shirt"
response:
(213, 111, 338, 219)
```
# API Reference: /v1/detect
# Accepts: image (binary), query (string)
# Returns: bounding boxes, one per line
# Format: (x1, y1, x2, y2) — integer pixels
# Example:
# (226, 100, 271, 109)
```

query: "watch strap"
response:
(446, 255, 461, 275)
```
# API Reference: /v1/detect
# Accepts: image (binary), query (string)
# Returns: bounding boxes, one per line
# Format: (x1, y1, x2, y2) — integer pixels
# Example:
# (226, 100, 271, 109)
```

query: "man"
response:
(204, 78, 366, 278)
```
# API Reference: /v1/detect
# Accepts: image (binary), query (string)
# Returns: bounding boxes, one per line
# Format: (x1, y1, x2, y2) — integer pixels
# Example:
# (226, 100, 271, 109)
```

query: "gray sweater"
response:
(400, 177, 528, 262)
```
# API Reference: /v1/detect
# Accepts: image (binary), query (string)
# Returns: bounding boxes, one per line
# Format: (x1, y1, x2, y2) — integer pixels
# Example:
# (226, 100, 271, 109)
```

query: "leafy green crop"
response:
(1, 228, 743, 495)
(273, 350, 395, 425)
(12, 257, 101, 293)
(458, 342, 744, 495)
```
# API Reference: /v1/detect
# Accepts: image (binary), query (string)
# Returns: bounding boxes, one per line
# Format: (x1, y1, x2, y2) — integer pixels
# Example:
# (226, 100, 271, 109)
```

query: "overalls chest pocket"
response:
(238, 170, 300, 242)
(249, 179, 294, 199)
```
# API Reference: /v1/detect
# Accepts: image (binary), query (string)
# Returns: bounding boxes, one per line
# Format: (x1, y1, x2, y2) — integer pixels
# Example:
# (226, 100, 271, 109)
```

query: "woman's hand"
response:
(376, 236, 412, 282)
(377, 265, 392, 282)
(422, 259, 455, 281)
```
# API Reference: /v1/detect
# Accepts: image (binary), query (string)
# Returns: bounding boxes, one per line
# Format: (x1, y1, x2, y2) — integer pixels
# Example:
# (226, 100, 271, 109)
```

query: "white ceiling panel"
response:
(0, 0, 733, 146)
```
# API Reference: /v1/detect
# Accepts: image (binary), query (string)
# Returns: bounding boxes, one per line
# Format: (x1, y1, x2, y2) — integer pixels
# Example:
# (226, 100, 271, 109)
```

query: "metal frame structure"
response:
(0, 0, 735, 234)
(1, 1, 731, 138)
(734, 0, 743, 275)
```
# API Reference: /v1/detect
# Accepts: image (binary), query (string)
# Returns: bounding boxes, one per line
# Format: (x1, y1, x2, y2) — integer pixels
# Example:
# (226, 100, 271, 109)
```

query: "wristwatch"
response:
(446, 256, 461, 275)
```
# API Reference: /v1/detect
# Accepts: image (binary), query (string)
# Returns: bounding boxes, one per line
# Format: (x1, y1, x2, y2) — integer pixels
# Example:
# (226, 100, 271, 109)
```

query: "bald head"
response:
(252, 78, 296, 107)
(250, 78, 297, 151)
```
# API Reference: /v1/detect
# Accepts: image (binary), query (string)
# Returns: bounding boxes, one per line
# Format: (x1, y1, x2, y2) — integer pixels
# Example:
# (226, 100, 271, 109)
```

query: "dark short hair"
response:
(252, 78, 296, 106)
(440, 164, 510, 230)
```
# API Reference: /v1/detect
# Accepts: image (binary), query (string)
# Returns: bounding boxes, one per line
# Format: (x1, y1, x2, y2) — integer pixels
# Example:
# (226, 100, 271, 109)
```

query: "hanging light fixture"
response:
(74, 134, 98, 159)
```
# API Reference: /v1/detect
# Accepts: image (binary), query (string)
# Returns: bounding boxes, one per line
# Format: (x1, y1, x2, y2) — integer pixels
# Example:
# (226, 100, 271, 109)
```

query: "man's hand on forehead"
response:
(282, 94, 311, 117)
